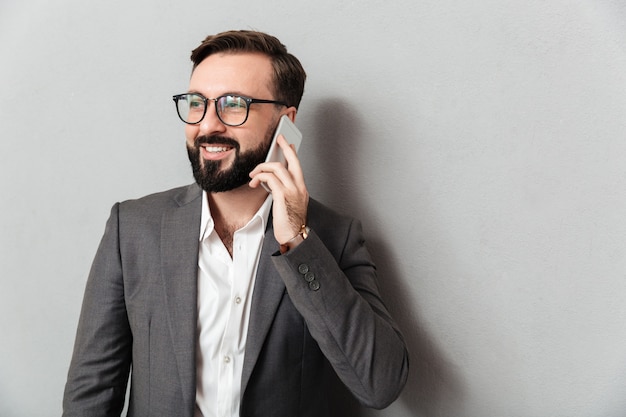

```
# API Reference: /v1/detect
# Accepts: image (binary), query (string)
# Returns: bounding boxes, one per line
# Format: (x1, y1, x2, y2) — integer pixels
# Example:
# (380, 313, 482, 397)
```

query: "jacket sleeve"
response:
(63, 203, 131, 417)
(271, 217, 409, 409)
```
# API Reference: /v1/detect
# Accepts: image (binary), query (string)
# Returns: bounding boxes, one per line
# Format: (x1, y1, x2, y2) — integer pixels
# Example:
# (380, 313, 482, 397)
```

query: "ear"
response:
(283, 106, 298, 123)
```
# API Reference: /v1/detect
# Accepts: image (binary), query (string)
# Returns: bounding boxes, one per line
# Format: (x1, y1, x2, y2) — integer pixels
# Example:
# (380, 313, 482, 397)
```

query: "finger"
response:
(276, 135, 305, 187)
(250, 161, 281, 177)
(249, 162, 290, 189)
(249, 170, 288, 197)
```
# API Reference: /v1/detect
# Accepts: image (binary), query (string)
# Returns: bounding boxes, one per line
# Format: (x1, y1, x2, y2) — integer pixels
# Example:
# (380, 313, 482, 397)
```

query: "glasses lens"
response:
(216, 95, 248, 126)
(176, 94, 206, 124)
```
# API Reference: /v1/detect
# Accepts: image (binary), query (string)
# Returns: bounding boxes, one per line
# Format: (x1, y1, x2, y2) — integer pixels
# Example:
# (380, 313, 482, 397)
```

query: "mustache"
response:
(194, 135, 240, 149)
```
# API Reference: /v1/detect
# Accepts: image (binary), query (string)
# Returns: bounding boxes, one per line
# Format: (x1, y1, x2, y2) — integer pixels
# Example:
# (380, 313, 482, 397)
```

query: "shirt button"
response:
(298, 264, 310, 274)
(235, 296, 242, 304)
(224, 356, 231, 364)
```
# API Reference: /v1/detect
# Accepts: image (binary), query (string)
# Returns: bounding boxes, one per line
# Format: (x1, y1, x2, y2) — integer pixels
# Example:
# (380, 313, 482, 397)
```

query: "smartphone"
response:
(261, 115, 303, 192)
(265, 115, 303, 165)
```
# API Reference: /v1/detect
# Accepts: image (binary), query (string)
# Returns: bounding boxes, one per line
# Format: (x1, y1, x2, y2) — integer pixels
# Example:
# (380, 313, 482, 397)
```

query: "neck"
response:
(207, 184, 269, 257)
(208, 183, 269, 224)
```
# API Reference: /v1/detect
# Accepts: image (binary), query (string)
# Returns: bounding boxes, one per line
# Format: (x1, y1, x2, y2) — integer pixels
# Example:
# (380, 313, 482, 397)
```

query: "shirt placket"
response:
(217, 231, 248, 417)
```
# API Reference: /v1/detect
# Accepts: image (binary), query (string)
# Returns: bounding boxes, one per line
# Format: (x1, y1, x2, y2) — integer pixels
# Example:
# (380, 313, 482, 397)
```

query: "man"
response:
(63, 30, 408, 417)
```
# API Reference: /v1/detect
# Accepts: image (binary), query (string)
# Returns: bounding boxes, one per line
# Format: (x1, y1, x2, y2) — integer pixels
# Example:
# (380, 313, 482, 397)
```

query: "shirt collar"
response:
(199, 190, 273, 241)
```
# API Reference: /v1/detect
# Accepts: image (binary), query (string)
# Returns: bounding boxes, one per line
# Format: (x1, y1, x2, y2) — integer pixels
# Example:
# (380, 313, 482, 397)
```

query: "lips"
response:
(202, 145, 232, 153)
(194, 135, 239, 161)
(199, 144, 234, 161)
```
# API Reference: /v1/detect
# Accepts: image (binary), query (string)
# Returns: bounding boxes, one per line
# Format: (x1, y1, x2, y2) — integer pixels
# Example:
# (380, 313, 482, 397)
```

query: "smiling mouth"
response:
(203, 145, 232, 153)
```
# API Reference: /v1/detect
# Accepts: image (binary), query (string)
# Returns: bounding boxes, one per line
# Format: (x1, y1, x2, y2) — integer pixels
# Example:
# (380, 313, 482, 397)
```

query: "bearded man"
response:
(63, 30, 408, 417)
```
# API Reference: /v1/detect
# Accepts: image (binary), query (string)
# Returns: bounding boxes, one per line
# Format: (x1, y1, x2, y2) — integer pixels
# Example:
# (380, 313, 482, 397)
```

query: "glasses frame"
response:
(172, 93, 288, 127)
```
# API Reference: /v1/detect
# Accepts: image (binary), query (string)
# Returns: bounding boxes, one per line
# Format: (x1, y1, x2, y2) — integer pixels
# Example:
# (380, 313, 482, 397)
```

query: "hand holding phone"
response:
(262, 115, 303, 192)
(265, 115, 303, 165)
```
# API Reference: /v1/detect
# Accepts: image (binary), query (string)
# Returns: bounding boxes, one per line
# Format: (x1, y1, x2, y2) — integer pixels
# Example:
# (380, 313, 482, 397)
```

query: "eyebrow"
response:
(186, 90, 251, 98)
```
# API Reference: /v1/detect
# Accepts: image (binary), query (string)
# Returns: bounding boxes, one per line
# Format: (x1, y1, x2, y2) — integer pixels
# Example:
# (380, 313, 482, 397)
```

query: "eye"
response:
(220, 96, 247, 112)
(188, 96, 205, 110)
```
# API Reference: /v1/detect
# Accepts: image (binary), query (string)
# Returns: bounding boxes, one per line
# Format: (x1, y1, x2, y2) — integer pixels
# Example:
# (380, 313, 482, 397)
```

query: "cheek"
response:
(184, 125, 198, 146)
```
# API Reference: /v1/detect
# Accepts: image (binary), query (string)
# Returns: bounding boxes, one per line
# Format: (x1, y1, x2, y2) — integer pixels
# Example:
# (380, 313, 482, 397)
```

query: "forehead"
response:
(189, 52, 274, 97)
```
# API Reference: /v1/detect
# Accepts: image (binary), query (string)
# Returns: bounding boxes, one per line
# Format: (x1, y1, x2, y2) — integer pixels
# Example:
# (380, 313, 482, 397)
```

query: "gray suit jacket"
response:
(63, 184, 408, 417)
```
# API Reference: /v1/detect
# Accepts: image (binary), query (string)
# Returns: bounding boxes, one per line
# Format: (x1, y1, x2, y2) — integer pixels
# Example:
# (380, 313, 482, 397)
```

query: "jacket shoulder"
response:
(118, 184, 201, 212)
(307, 198, 364, 254)
(308, 198, 356, 227)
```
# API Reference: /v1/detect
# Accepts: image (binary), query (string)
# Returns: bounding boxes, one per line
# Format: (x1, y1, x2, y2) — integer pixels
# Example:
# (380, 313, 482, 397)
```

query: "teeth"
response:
(203, 146, 229, 153)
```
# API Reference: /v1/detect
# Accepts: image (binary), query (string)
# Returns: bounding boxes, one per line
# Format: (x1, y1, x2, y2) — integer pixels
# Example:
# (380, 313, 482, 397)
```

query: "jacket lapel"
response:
(160, 184, 202, 413)
(240, 219, 286, 394)
(158, 188, 286, 404)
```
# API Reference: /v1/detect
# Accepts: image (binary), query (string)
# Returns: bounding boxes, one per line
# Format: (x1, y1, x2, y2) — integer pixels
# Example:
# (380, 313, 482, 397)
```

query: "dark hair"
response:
(191, 30, 306, 109)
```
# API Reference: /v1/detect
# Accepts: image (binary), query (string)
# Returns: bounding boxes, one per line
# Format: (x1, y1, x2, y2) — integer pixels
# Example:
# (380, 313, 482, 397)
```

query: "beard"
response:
(187, 126, 273, 193)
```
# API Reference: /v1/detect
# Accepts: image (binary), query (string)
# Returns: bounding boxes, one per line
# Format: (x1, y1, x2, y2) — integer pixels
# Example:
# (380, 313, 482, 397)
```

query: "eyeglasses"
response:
(172, 93, 288, 126)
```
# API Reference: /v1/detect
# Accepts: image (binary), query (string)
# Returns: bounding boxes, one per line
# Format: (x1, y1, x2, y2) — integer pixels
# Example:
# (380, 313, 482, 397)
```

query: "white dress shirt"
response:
(194, 191, 272, 417)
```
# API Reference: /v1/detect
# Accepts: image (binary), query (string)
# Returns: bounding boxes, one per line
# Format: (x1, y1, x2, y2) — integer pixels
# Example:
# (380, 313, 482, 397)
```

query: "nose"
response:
(197, 101, 227, 136)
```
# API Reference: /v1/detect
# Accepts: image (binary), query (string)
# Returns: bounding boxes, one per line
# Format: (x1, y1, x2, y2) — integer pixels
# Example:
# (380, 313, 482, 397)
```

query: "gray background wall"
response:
(1, 0, 626, 416)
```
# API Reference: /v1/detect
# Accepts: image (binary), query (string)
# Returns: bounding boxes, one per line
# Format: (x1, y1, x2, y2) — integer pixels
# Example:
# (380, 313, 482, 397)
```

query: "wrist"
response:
(279, 225, 310, 254)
